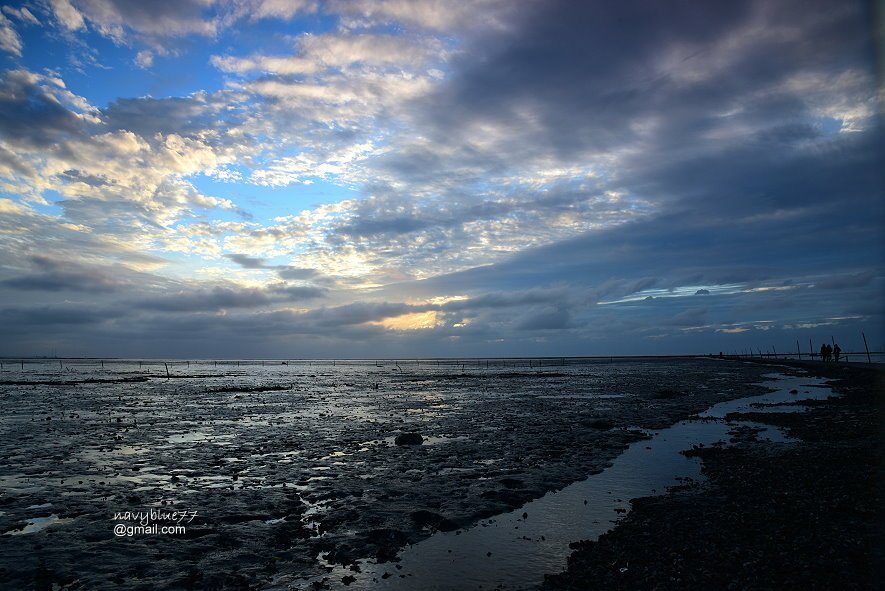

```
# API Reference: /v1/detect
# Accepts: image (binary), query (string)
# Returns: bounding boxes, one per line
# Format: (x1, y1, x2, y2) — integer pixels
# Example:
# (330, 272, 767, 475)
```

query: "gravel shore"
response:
(541, 360, 884, 590)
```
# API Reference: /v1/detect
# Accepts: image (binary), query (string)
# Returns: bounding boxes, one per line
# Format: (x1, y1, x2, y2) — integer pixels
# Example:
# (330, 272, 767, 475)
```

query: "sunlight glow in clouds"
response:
(0, 0, 881, 357)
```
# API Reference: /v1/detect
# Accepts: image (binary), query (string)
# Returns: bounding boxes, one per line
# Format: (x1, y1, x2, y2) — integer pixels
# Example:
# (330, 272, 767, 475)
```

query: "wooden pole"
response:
(165, 362, 170, 378)
(862, 331, 872, 363)
(796, 340, 801, 360)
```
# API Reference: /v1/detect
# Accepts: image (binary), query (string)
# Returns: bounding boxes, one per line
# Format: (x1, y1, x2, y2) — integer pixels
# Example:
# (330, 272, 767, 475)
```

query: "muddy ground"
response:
(541, 360, 883, 590)
(0, 358, 774, 590)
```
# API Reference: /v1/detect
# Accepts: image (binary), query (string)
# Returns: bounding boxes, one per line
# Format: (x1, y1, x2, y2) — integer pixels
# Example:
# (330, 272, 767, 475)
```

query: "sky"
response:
(0, 0, 882, 359)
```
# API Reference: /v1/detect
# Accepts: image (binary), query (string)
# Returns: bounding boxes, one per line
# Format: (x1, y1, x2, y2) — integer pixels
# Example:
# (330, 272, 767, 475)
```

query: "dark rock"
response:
(394, 432, 423, 445)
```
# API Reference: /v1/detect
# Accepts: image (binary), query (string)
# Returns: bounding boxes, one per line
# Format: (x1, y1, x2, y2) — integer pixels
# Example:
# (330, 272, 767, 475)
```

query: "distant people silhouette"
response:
(833, 343, 841, 362)
(820, 343, 827, 362)
(825, 344, 832, 362)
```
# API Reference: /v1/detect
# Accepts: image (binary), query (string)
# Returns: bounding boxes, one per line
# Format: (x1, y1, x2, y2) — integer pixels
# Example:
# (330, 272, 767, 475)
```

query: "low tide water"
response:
(313, 372, 832, 590)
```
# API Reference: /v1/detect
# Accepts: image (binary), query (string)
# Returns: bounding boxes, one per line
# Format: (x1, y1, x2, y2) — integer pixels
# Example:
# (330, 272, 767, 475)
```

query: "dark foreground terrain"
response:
(542, 361, 884, 590)
(0, 358, 774, 589)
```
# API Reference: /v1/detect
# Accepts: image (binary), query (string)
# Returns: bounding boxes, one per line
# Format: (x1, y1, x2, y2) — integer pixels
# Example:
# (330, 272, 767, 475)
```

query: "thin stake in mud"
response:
(797, 340, 801, 360)
(165, 362, 170, 378)
(862, 331, 871, 363)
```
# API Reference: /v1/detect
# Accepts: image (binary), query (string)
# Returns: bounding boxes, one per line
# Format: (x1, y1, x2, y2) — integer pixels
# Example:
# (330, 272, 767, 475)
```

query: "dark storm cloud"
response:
(814, 271, 876, 290)
(425, 0, 750, 154)
(276, 267, 320, 281)
(268, 284, 328, 300)
(136, 287, 276, 312)
(224, 253, 267, 269)
(1, 255, 123, 293)
(224, 253, 322, 282)
(375, 0, 879, 228)
(0, 144, 35, 177)
(135, 284, 326, 313)
(420, 0, 872, 159)
(0, 304, 126, 329)
(62, 0, 218, 39)
(516, 308, 573, 331)
(441, 288, 570, 312)
(100, 93, 248, 141)
(0, 70, 86, 148)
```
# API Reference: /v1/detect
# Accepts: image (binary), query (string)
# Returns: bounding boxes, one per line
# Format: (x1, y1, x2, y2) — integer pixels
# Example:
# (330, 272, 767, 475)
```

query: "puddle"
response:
(166, 432, 236, 444)
(699, 374, 832, 418)
(4, 514, 73, 536)
(310, 372, 834, 590)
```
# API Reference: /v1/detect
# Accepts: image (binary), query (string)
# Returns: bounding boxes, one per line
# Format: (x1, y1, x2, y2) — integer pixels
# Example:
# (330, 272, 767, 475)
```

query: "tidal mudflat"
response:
(1, 358, 781, 589)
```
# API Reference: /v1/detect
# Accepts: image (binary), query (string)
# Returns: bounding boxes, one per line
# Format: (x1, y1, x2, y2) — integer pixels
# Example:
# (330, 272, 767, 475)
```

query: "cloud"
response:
(328, 0, 518, 32)
(134, 50, 153, 68)
(0, 0, 880, 357)
(2, 7, 40, 26)
(1, 255, 121, 293)
(516, 308, 572, 331)
(49, 0, 86, 31)
(60, 0, 218, 42)
(213, 33, 441, 76)
(247, 0, 317, 21)
(276, 267, 320, 281)
(814, 271, 876, 290)
(46, 0, 316, 46)
(0, 13, 22, 56)
(224, 253, 267, 269)
(0, 69, 93, 148)
(134, 284, 326, 313)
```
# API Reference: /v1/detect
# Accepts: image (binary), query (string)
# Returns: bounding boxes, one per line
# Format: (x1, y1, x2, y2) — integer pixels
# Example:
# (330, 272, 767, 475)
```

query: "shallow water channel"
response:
(308, 372, 833, 590)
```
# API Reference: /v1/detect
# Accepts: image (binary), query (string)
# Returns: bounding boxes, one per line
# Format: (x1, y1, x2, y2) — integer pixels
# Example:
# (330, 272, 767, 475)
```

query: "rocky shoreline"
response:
(541, 360, 883, 590)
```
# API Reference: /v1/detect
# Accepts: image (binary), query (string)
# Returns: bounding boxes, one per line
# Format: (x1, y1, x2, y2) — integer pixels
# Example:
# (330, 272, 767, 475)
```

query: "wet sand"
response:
(0, 358, 779, 589)
(542, 360, 883, 590)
